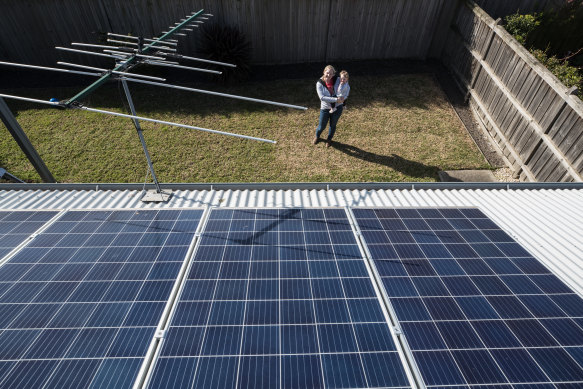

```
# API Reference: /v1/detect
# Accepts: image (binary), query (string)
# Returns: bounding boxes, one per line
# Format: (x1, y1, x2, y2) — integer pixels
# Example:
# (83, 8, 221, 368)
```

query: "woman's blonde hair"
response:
(321, 65, 336, 80)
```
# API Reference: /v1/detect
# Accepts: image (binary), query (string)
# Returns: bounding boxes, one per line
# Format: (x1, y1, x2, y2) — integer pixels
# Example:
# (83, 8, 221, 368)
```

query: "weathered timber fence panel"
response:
(0, 0, 111, 66)
(441, 0, 583, 182)
(0, 0, 447, 67)
(326, 0, 447, 60)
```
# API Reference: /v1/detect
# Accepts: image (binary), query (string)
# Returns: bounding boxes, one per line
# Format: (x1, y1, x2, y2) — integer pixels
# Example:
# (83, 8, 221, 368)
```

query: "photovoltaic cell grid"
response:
(0, 211, 58, 260)
(353, 207, 583, 388)
(0, 209, 203, 389)
(148, 208, 411, 389)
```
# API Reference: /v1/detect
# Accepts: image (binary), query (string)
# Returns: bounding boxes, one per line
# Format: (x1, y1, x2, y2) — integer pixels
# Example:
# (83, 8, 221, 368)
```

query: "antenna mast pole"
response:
(120, 80, 162, 194)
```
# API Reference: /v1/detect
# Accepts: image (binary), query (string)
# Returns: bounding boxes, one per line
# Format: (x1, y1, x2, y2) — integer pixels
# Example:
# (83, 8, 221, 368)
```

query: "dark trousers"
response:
(315, 105, 343, 141)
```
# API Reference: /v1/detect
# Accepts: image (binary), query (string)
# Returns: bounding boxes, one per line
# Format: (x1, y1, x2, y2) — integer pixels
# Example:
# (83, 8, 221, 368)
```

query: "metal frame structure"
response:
(0, 8, 307, 201)
(0, 97, 55, 183)
(0, 168, 24, 183)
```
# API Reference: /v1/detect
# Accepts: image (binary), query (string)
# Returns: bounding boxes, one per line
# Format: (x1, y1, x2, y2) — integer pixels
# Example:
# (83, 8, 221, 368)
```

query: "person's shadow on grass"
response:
(330, 141, 440, 180)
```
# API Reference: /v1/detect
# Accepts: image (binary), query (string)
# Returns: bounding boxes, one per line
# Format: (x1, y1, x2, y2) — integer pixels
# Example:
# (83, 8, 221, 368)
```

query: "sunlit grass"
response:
(0, 73, 490, 183)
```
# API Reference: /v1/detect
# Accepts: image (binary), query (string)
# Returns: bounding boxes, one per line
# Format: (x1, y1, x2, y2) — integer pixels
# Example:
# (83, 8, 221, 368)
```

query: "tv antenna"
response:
(0, 9, 307, 201)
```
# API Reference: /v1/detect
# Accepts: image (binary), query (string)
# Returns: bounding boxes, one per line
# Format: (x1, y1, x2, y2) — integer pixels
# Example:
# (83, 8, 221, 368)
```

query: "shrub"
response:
(198, 24, 252, 83)
(504, 5, 582, 93)
(526, 0, 583, 63)
(504, 13, 540, 45)
(531, 49, 582, 90)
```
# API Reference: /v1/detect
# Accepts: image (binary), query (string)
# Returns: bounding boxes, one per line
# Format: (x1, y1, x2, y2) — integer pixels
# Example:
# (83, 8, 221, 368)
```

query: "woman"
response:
(313, 65, 346, 147)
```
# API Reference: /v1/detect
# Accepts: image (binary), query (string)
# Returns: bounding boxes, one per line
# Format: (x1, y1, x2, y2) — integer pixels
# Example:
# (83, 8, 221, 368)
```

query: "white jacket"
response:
(316, 78, 341, 110)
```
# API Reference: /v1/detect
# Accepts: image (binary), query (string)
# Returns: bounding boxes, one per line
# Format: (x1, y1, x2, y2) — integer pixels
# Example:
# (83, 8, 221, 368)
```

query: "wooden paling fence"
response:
(442, 0, 583, 182)
(0, 0, 448, 66)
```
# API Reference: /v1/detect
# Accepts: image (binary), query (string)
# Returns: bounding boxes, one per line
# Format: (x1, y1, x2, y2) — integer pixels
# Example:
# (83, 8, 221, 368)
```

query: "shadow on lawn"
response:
(330, 141, 439, 179)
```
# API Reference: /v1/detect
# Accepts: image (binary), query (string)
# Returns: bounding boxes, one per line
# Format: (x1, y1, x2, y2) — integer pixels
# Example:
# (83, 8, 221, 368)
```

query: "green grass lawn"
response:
(0, 73, 490, 183)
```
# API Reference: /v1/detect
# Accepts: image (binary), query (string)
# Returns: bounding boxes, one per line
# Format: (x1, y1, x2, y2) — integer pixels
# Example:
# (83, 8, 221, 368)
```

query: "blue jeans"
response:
(315, 105, 343, 141)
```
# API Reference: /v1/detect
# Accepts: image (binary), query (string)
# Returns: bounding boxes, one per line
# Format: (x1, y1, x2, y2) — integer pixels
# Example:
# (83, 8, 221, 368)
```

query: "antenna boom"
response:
(66, 9, 206, 105)
(123, 77, 308, 111)
(0, 93, 276, 144)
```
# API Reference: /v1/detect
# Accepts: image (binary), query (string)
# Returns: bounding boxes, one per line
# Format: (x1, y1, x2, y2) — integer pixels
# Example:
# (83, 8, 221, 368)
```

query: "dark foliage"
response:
(526, 0, 583, 66)
(504, 13, 540, 45)
(198, 24, 252, 83)
(503, 1, 582, 92)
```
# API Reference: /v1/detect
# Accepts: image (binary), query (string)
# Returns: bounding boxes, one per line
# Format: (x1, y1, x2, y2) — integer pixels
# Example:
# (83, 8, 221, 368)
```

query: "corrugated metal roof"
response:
(1, 183, 582, 297)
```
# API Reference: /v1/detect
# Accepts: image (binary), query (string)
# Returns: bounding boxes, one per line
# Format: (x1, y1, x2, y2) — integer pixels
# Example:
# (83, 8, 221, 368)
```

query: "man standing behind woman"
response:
(313, 65, 350, 147)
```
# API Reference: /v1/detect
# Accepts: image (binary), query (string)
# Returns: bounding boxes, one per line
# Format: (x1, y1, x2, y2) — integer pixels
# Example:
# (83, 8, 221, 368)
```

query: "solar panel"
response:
(0, 211, 58, 260)
(147, 208, 412, 389)
(353, 207, 583, 387)
(0, 209, 203, 389)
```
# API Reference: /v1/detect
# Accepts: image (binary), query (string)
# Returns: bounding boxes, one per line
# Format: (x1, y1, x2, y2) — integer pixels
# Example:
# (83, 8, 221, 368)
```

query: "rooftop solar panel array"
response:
(0, 209, 203, 389)
(148, 208, 412, 389)
(352, 208, 583, 388)
(1, 206, 582, 388)
(0, 211, 58, 260)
